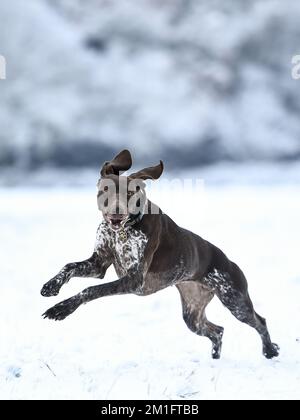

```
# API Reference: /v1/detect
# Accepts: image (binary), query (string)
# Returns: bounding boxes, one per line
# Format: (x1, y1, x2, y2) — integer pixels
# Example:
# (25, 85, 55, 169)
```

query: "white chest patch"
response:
(95, 221, 148, 274)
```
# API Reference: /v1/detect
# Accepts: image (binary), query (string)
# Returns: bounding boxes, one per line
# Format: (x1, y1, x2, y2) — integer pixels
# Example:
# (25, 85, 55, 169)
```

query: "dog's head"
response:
(97, 149, 164, 230)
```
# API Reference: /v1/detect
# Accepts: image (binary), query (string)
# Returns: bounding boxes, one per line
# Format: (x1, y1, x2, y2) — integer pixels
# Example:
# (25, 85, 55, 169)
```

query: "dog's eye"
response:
(103, 186, 109, 192)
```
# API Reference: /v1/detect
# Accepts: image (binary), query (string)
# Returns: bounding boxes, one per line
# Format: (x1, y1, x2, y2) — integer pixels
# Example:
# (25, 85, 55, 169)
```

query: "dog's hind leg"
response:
(204, 263, 279, 359)
(176, 282, 224, 359)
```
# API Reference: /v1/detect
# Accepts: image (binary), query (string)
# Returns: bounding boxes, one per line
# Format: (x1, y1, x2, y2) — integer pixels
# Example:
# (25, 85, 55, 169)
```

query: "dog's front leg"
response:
(41, 252, 108, 297)
(42, 275, 139, 321)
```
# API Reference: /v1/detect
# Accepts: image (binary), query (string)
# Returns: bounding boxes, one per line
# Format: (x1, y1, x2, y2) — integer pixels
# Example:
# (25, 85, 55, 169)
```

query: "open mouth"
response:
(105, 214, 128, 230)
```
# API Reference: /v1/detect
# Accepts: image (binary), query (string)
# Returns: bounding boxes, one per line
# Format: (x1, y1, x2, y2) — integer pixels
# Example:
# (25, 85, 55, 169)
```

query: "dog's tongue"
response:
(106, 214, 127, 230)
(108, 217, 126, 230)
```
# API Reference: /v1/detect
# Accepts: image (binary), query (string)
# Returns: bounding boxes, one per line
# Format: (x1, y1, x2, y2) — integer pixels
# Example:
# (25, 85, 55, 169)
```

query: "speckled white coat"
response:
(95, 221, 148, 276)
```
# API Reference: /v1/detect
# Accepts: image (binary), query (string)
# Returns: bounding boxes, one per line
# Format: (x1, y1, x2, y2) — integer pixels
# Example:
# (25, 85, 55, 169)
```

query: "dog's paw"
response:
(263, 343, 280, 359)
(42, 297, 81, 321)
(41, 279, 61, 297)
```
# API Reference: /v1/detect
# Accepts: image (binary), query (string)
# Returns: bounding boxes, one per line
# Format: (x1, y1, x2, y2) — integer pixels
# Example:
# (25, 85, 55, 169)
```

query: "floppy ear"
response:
(100, 149, 132, 177)
(129, 160, 164, 181)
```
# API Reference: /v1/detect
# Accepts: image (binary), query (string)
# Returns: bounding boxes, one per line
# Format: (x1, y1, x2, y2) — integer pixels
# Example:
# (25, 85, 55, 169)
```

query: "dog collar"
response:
(124, 211, 144, 228)
(105, 210, 144, 242)
(117, 212, 143, 242)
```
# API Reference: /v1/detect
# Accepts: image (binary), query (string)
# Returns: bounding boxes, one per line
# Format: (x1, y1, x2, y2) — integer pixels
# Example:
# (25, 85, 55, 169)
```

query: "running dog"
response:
(41, 150, 279, 359)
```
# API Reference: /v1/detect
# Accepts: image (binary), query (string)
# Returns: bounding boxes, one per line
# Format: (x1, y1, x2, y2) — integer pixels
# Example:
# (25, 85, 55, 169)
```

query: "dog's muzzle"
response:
(105, 214, 129, 231)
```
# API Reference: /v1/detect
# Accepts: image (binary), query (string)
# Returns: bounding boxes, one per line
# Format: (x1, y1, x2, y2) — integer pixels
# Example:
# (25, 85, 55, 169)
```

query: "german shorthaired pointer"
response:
(41, 150, 279, 359)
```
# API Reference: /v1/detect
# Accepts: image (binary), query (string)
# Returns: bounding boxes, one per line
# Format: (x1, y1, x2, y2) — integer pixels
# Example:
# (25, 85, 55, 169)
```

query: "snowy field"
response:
(1, 176, 300, 400)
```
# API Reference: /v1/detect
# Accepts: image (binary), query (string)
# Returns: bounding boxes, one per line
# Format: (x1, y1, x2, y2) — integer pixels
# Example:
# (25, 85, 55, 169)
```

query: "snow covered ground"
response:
(1, 175, 300, 400)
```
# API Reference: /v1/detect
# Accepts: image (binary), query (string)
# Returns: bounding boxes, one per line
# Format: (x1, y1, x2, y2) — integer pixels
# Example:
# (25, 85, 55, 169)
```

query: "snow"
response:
(1, 173, 300, 400)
